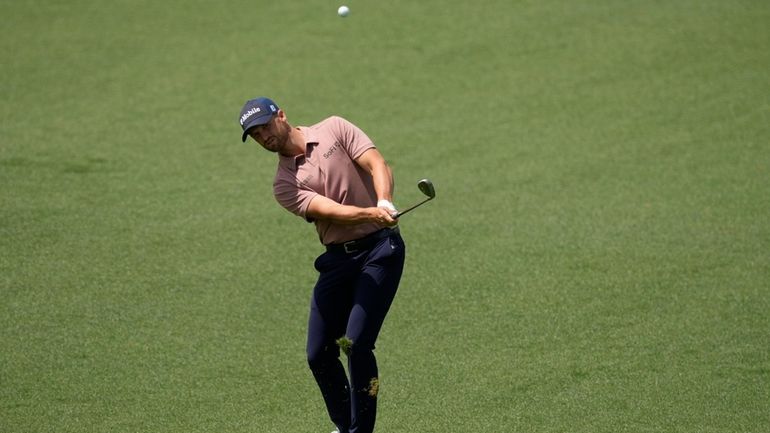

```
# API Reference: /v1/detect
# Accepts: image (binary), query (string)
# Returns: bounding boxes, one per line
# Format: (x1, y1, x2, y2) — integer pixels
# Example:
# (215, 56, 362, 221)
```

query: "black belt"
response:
(326, 227, 399, 254)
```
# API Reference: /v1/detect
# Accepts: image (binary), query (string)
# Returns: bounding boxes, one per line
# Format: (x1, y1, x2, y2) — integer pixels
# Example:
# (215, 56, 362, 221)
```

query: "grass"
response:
(2, 0, 769, 432)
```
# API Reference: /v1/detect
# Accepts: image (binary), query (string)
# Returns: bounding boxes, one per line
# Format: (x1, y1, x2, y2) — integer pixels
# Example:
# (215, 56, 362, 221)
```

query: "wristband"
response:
(377, 199, 396, 211)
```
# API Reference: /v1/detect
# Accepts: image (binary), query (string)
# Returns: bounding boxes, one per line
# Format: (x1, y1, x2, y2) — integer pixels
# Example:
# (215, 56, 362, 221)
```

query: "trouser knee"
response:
(347, 342, 374, 360)
(307, 344, 339, 371)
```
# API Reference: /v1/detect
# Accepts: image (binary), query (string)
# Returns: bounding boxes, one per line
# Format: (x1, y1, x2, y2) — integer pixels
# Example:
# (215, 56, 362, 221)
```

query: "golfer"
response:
(238, 97, 406, 433)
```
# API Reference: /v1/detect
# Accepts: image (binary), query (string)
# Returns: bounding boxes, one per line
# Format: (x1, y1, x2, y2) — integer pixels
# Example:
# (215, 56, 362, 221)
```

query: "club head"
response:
(417, 179, 435, 199)
(394, 178, 436, 218)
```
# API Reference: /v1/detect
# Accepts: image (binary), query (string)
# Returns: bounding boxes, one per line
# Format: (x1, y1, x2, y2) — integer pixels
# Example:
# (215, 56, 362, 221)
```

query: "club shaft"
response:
(394, 197, 432, 218)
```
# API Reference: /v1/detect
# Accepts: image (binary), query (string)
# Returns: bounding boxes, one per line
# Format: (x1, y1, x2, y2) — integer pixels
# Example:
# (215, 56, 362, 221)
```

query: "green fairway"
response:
(2, 1, 768, 432)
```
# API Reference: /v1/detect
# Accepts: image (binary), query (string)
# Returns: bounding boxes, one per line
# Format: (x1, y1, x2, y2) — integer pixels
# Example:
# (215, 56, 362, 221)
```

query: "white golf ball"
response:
(337, 5, 350, 17)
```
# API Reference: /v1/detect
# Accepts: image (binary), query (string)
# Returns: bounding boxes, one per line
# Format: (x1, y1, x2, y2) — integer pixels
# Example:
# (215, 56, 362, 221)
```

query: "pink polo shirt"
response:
(273, 116, 382, 245)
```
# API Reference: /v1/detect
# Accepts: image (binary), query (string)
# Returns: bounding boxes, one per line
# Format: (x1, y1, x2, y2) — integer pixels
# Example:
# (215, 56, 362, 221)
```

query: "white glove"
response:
(377, 199, 398, 217)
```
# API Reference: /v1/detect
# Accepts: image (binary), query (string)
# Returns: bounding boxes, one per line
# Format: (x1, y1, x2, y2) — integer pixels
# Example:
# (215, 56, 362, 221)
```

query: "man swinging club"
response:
(238, 97, 406, 433)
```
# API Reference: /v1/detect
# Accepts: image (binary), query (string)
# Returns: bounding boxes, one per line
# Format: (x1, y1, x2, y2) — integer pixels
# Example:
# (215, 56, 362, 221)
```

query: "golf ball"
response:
(337, 5, 350, 17)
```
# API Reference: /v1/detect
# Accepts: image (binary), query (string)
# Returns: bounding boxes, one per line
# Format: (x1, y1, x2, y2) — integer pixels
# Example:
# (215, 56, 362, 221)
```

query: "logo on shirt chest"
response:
(323, 144, 340, 159)
(299, 173, 314, 187)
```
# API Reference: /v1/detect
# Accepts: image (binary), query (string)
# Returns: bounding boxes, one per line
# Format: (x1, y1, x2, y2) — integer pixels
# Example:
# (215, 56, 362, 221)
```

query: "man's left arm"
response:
(355, 148, 396, 212)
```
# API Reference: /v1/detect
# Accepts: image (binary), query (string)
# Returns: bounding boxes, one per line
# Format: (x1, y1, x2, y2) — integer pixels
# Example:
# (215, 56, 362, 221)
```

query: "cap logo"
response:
(240, 107, 262, 126)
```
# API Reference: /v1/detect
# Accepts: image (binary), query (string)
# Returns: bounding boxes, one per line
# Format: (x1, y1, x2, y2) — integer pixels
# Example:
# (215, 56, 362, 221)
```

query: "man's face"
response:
(248, 110, 288, 153)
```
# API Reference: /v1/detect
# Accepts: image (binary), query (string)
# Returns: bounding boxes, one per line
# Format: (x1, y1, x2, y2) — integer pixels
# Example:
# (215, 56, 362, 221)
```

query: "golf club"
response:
(394, 178, 435, 218)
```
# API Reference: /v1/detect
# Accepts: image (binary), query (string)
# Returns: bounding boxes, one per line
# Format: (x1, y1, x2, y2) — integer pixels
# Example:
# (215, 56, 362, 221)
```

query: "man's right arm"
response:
(306, 195, 398, 227)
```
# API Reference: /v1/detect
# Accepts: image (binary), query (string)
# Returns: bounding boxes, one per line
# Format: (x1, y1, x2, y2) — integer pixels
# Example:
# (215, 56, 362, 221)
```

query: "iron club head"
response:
(394, 178, 436, 218)
(417, 179, 436, 199)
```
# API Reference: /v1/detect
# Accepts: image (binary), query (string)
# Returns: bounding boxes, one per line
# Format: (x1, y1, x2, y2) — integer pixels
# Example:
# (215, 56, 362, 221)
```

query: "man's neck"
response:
(282, 127, 306, 157)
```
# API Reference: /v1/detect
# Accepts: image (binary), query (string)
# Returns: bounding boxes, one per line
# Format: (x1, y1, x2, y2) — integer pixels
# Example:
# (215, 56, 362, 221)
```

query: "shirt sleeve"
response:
(274, 177, 318, 221)
(330, 116, 375, 159)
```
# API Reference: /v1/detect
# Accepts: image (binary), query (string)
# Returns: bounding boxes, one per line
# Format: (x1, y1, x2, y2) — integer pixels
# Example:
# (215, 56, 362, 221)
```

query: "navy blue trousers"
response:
(307, 228, 405, 433)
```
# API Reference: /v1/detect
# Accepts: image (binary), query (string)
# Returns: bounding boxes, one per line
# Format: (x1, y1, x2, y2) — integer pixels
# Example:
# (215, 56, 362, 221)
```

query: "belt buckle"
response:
(343, 240, 358, 254)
